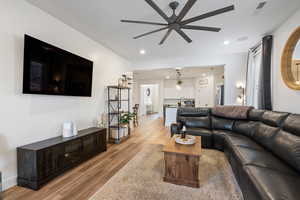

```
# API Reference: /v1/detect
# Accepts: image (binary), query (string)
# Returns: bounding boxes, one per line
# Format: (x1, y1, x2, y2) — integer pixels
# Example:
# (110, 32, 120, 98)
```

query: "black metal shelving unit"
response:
(107, 86, 131, 144)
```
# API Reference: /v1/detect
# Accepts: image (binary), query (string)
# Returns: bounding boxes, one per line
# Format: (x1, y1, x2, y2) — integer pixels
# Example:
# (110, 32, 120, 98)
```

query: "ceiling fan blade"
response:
(181, 25, 221, 32)
(145, 0, 171, 23)
(181, 5, 235, 25)
(176, 0, 197, 22)
(121, 20, 168, 26)
(175, 29, 192, 43)
(159, 28, 173, 45)
(133, 26, 170, 39)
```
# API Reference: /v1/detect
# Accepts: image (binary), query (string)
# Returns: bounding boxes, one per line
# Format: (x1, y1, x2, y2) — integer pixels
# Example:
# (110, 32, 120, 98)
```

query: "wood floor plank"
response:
(3, 115, 168, 200)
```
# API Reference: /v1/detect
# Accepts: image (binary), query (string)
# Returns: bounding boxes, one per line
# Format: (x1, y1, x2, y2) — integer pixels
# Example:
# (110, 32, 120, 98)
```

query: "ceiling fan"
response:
(121, 0, 235, 45)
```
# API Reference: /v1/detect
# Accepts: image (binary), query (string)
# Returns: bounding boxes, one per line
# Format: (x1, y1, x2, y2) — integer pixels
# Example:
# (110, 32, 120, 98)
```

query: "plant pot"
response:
(111, 125, 128, 139)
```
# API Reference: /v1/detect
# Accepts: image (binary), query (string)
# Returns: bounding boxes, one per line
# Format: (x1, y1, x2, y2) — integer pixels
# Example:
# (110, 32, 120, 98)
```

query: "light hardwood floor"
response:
(3, 116, 170, 200)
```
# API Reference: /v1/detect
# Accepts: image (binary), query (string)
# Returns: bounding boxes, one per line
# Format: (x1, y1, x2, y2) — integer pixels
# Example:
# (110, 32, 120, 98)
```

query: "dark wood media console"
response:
(17, 127, 107, 190)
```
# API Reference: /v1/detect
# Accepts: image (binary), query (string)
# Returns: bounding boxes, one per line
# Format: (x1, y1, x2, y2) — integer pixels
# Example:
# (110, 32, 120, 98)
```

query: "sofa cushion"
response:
(271, 130, 300, 173)
(252, 123, 279, 150)
(177, 107, 210, 117)
(179, 116, 211, 129)
(244, 165, 300, 200)
(211, 106, 253, 120)
(211, 116, 234, 131)
(248, 109, 265, 121)
(233, 146, 295, 175)
(282, 114, 300, 137)
(185, 128, 213, 148)
(234, 120, 258, 137)
(261, 111, 289, 127)
(213, 130, 236, 151)
(225, 134, 263, 151)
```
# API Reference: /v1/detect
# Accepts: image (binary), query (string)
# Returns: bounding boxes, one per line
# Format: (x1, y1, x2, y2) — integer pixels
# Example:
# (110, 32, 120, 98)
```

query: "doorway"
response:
(140, 84, 159, 117)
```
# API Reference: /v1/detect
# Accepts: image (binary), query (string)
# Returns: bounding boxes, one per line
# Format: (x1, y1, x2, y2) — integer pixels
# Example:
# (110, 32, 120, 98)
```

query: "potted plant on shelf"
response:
(119, 112, 135, 137)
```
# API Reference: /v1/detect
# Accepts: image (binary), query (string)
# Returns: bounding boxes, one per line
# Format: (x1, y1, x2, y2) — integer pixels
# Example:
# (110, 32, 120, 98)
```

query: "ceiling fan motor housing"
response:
(169, 1, 180, 10)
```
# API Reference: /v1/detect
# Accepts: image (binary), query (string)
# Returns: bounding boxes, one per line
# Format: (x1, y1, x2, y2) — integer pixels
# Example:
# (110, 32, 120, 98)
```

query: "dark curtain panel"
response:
(259, 35, 273, 110)
(220, 85, 224, 106)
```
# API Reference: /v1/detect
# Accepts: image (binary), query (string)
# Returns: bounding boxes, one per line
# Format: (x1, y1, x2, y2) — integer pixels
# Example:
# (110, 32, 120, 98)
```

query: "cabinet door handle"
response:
(64, 153, 69, 158)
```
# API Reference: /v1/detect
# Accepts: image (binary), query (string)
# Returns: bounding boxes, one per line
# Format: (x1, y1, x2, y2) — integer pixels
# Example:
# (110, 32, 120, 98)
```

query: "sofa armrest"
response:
(171, 122, 183, 137)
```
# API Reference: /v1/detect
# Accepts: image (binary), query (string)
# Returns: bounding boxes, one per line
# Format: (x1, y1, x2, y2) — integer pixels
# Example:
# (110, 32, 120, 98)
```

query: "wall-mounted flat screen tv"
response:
(23, 35, 93, 97)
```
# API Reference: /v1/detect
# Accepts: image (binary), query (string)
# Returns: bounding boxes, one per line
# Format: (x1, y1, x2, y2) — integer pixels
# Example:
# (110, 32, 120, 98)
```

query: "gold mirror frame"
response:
(281, 26, 300, 90)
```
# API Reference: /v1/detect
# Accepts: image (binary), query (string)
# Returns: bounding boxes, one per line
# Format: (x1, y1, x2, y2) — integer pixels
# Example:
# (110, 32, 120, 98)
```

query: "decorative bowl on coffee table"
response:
(175, 135, 196, 145)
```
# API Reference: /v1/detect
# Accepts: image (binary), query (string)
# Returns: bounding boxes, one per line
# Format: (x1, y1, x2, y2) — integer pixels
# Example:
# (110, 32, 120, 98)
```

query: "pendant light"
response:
(176, 69, 183, 90)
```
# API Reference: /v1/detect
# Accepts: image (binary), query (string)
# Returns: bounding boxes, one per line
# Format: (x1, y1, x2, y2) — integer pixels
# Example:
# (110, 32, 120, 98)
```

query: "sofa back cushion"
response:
(211, 116, 234, 131)
(271, 130, 300, 173)
(234, 120, 258, 137)
(268, 114, 300, 173)
(211, 106, 253, 120)
(253, 123, 280, 150)
(177, 107, 210, 118)
(248, 109, 265, 121)
(261, 111, 289, 127)
(282, 114, 300, 137)
(177, 107, 211, 129)
(179, 116, 211, 129)
(252, 111, 289, 151)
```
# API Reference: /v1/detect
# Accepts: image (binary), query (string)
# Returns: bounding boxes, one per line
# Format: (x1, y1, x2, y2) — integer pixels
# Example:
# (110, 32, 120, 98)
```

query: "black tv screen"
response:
(23, 35, 93, 97)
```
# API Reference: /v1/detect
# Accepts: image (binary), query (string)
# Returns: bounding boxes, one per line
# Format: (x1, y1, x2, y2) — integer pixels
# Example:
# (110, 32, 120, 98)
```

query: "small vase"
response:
(73, 123, 78, 136)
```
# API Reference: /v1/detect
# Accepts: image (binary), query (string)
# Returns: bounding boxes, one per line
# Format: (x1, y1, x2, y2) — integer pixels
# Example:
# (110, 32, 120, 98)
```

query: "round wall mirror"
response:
(146, 88, 151, 96)
(281, 26, 300, 90)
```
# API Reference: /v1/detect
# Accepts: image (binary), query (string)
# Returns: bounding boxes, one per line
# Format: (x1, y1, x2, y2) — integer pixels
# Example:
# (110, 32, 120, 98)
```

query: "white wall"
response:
(195, 75, 215, 107)
(0, 0, 131, 190)
(164, 79, 195, 99)
(133, 53, 248, 106)
(272, 9, 300, 113)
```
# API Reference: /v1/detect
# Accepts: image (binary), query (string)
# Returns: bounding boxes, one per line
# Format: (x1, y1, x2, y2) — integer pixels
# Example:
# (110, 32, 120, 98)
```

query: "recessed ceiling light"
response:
(166, 75, 170, 79)
(202, 73, 207, 77)
(139, 49, 146, 55)
(224, 40, 230, 45)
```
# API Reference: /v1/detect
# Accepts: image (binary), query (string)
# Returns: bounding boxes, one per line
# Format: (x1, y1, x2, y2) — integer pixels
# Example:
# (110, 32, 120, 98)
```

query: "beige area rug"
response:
(90, 144, 243, 200)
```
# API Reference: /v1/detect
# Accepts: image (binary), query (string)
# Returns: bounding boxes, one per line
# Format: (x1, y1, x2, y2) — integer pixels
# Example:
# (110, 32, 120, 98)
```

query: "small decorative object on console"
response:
(96, 113, 107, 128)
(72, 122, 78, 136)
(62, 121, 78, 138)
(62, 122, 74, 138)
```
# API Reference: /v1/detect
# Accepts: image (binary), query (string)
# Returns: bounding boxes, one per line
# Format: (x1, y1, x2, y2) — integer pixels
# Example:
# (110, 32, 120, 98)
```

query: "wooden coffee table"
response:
(163, 136, 202, 188)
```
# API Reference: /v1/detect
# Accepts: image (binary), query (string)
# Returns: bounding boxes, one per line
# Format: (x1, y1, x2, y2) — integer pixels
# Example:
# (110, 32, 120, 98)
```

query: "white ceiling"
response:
(134, 66, 224, 80)
(27, 0, 300, 65)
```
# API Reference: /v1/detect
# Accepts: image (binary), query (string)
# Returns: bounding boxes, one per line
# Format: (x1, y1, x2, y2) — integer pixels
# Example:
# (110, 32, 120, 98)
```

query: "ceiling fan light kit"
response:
(121, 0, 235, 45)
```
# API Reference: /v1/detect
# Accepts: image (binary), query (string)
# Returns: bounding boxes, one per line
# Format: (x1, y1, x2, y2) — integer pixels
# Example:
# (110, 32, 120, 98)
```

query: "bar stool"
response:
(133, 104, 139, 127)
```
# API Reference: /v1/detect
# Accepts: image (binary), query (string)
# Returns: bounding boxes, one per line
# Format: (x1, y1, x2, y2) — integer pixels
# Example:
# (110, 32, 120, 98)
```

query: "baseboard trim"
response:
(2, 176, 17, 191)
